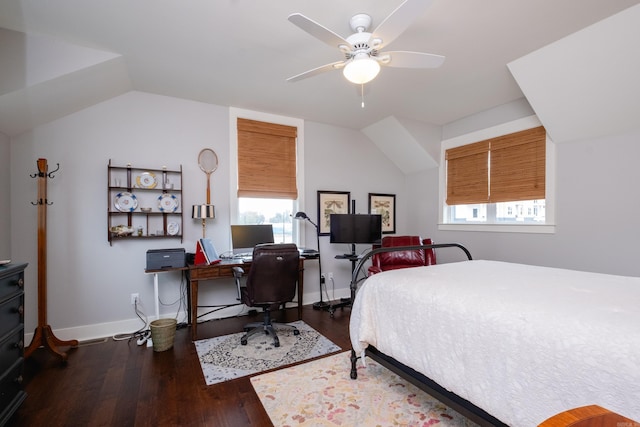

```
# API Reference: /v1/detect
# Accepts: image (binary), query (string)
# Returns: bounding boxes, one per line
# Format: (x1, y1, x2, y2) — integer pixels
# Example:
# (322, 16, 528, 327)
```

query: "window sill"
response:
(438, 223, 555, 234)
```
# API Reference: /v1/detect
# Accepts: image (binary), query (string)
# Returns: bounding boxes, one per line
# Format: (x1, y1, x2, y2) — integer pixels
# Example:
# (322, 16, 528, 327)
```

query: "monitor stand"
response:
(329, 243, 358, 317)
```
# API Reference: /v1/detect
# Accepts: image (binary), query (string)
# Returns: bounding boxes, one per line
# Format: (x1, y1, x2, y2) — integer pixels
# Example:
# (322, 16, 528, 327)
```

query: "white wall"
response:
(303, 121, 406, 298)
(8, 91, 404, 341)
(412, 109, 640, 276)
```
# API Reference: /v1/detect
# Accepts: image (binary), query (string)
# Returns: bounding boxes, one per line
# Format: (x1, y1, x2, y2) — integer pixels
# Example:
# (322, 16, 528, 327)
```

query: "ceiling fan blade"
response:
(286, 61, 346, 83)
(380, 51, 445, 68)
(372, 0, 434, 49)
(288, 13, 352, 50)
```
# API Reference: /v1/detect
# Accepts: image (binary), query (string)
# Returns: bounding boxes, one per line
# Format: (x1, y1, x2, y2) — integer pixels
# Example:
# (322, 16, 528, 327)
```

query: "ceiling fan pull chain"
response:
(361, 84, 365, 108)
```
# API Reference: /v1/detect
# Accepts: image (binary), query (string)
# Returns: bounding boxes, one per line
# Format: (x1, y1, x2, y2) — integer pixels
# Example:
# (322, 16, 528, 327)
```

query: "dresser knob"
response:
(17, 278, 24, 288)
(15, 375, 23, 385)
(17, 305, 24, 316)
(15, 340, 24, 350)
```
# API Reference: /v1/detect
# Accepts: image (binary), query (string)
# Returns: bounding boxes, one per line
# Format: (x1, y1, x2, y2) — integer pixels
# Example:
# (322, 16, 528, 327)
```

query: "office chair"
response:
(368, 236, 437, 275)
(232, 243, 300, 347)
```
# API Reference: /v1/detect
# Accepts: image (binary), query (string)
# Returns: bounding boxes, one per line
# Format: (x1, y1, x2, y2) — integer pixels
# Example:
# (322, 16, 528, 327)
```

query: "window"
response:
(237, 118, 298, 199)
(229, 109, 306, 246)
(439, 116, 555, 233)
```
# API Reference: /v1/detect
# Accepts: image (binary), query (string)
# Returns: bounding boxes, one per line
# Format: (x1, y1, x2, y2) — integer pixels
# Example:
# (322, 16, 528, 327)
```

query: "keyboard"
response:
(233, 253, 252, 260)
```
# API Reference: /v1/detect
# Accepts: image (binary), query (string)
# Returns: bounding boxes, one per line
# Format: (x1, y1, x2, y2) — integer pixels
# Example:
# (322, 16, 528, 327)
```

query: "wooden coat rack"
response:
(24, 158, 78, 362)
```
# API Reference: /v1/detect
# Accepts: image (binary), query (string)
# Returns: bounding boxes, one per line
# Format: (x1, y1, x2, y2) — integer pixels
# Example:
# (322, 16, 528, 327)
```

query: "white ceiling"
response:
(0, 0, 638, 138)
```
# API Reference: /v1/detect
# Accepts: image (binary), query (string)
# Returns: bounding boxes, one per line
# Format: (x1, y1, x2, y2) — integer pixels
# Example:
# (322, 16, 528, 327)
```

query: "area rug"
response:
(251, 351, 478, 427)
(194, 320, 341, 386)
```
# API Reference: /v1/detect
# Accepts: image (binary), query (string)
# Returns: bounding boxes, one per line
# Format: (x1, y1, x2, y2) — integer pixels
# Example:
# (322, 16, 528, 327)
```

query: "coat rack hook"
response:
(47, 163, 60, 178)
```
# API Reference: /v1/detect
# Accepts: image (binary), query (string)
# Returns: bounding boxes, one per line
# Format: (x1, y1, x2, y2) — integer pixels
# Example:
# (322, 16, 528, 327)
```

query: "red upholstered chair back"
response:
(368, 236, 436, 275)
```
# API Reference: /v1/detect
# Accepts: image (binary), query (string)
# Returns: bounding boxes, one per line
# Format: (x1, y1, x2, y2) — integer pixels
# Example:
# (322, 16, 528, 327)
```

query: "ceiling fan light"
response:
(343, 56, 380, 84)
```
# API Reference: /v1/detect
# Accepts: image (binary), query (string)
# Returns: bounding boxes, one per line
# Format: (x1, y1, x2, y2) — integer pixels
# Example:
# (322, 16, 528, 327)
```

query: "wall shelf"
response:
(107, 160, 183, 245)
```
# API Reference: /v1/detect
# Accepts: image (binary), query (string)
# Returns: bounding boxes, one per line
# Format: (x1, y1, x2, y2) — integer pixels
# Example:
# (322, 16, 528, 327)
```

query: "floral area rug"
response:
(194, 320, 341, 386)
(251, 351, 478, 427)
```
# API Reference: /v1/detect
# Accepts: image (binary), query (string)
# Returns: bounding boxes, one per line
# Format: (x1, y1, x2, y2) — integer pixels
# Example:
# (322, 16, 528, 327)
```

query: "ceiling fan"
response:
(287, 0, 445, 85)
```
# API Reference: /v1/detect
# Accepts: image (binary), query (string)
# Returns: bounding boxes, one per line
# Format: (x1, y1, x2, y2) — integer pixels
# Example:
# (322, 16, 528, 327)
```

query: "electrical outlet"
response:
(320, 275, 325, 284)
(327, 272, 333, 281)
(130, 293, 139, 305)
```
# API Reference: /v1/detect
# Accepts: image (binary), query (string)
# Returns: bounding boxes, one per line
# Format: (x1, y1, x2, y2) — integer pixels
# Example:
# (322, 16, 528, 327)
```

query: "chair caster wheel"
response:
(293, 330, 300, 336)
(241, 339, 247, 345)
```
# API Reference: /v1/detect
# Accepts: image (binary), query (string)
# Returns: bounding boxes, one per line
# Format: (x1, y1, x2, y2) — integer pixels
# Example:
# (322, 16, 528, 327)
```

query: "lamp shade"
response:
(343, 54, 381, 84)
(192, 204, 215, 219)
(294, 211, 309, 220)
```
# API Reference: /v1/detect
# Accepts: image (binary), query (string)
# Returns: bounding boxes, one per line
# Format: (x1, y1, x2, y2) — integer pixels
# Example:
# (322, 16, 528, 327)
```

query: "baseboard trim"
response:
(22, 289, 350, 345)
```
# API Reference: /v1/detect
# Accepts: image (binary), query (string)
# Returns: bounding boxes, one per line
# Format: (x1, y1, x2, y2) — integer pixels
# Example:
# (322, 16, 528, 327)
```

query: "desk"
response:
(188, 258, 307, 341)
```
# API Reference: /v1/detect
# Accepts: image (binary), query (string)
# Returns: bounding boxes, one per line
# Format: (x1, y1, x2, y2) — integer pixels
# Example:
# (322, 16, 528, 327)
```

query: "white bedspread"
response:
(350, 260, 640, 426)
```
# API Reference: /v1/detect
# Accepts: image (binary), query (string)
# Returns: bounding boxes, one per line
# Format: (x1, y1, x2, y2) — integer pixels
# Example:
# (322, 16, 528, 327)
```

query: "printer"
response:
(146, 248, 186, 270)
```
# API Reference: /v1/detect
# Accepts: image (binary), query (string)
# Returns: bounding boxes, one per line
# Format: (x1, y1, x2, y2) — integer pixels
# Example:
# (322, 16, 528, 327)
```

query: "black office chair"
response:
(232, 243, 300, 347)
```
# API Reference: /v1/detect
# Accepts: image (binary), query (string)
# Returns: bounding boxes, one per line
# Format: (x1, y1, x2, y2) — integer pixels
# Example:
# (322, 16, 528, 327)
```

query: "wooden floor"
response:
(8, 304, 352, 427)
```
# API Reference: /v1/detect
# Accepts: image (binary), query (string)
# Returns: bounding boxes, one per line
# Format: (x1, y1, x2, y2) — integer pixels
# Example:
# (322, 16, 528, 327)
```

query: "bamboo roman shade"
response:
(446, 126, 546, 206)
(237, 118, 298, 199)
(445, 141, 490, 205)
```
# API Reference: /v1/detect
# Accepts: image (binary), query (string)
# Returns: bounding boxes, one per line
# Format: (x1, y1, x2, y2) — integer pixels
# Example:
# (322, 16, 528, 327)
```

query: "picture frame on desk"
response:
(317, 190, 350, 235)
(369, 193, 396, 234)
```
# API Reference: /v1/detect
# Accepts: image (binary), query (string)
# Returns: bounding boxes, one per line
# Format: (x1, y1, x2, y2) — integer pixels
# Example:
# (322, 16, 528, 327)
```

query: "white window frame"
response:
(438, 115, 556, 234)
(229, 107, 306, 244)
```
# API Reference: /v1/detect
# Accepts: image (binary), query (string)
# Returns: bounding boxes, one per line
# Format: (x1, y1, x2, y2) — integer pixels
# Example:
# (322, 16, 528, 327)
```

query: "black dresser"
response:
(0, 263, 27, 426)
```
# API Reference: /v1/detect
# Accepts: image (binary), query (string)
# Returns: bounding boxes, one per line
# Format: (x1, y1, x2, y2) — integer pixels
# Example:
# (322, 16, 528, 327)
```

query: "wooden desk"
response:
(188, 258, 307, 341)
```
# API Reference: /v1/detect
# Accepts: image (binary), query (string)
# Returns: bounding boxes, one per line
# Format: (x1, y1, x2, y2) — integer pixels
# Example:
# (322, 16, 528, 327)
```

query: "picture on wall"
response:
(317, 191, 350, 235)
(369, 193, 396, 234)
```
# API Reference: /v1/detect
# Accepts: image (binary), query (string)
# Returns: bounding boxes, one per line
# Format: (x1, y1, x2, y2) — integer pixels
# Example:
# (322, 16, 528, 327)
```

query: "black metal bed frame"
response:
(348, 243, 509, 427)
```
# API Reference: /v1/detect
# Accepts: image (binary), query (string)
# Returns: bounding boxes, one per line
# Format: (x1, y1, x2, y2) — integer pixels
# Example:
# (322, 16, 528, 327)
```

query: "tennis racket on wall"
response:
(198, 148, 218, 204)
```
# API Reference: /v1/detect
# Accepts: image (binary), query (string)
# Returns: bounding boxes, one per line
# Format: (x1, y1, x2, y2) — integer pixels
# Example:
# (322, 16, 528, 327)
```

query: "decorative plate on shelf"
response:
(167, 222, 180, 236)
(136, 172, 157, 189)
(114, 192, 138, 212)
(158, 193, 179, 212)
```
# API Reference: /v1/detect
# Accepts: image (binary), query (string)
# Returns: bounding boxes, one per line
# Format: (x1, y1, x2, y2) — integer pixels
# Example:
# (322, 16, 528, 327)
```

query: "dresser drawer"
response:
(0, 327, 23, 377)
(0, 269, 24, 303)
(0, 295, 23, 339)
(0, 359, 26, 426)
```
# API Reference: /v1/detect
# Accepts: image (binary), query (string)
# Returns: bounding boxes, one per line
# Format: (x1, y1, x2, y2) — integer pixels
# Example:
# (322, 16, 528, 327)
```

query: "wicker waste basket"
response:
(149, 318, 177, 352)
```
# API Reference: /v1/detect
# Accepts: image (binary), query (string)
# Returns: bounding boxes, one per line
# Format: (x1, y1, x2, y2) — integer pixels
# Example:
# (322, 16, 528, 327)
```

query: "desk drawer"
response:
(190, 264, 248, 280)
(0, 295, 22, 339)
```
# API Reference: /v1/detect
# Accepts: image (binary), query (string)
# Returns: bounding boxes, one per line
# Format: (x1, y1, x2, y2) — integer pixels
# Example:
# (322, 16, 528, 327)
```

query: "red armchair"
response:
(368, 236, 436, 275)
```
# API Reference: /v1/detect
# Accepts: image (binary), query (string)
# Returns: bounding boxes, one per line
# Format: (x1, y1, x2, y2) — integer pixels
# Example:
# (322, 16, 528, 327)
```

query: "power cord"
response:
(112, 299, 150, 345)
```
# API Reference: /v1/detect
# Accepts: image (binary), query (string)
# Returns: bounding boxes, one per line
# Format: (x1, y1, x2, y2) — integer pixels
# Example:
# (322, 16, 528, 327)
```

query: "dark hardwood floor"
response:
(9, 305, 352, 427)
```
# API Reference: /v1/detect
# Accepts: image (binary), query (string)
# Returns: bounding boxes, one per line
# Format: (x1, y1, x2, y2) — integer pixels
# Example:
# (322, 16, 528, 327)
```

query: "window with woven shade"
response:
(237, 118, 298, 199)
(446, 126, 546, 206)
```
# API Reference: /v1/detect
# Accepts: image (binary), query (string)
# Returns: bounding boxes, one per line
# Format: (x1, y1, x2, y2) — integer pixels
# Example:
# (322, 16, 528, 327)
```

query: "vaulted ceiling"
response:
(1, 0, 638, 148)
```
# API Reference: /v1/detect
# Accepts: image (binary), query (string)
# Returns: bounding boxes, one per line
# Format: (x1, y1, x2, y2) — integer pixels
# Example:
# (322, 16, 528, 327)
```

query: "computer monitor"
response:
(329, 214, 382, 245)
(230, 224, 275, 255)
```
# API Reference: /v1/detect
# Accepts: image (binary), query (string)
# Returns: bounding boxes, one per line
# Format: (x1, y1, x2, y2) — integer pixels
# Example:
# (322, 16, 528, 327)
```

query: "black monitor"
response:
(329, 214, 382, 246)
(231, 224, 275, 254)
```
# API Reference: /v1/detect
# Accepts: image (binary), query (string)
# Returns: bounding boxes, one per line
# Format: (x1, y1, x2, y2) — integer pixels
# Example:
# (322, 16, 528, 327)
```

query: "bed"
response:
(348, 244, 640, 426)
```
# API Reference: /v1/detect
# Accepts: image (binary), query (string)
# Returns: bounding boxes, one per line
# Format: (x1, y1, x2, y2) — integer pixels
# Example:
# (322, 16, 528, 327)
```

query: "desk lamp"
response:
(294, 211, 328, 310)
(192, 204, 215, 239)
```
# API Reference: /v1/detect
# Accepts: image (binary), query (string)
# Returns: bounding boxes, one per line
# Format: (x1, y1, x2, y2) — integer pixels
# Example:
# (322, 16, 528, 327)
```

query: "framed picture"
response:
(317, 191, 351, 235)
(369, 193, 396, 234)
